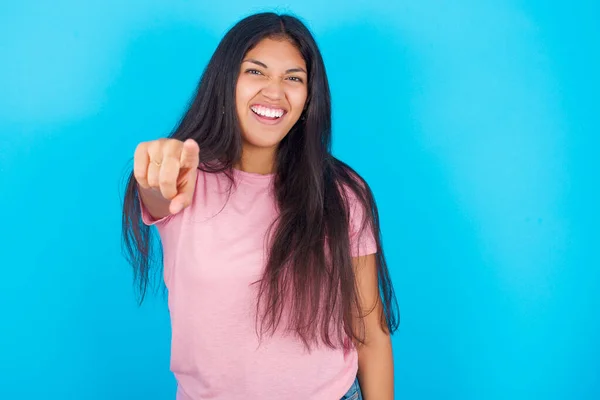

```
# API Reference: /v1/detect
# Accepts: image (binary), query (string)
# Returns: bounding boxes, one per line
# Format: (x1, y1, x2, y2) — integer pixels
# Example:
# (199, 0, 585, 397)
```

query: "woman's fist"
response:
(134, 138, 200, 215)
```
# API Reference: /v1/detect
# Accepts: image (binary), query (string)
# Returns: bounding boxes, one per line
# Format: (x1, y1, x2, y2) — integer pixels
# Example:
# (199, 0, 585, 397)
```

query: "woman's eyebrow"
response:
(243, 58, 307, 74)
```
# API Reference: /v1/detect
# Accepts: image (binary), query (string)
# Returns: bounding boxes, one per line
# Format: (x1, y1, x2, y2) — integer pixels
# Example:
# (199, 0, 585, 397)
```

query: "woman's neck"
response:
(235, 145, 276, 175)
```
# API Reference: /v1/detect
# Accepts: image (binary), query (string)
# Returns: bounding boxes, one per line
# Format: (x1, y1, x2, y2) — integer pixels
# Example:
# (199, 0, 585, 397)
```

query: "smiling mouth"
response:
(250, 105, 286, 120)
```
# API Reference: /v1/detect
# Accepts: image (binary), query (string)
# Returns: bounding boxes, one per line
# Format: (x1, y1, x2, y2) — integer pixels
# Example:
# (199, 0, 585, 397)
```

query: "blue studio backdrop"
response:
(0, 1, 598, 399)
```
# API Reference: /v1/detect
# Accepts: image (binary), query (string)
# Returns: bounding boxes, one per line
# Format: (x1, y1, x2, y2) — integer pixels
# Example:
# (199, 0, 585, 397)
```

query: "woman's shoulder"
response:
(329, 158, 371, 204)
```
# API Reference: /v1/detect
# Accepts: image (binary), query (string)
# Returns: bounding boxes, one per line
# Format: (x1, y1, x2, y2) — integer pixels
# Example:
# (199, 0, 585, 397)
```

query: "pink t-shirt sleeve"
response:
(137, 192, 186, 287)
(347, 189, 378, 257)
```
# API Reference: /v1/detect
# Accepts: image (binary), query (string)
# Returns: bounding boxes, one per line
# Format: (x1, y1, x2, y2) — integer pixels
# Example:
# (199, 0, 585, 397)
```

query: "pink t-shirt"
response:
(140, 167, 376, 400)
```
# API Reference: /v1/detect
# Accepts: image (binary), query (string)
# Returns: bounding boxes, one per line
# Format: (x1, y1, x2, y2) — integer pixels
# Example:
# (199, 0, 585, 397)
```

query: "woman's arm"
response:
(354, 253, 395, 399)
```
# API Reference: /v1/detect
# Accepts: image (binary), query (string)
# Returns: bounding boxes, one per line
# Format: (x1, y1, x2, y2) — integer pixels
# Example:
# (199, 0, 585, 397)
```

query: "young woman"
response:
(122, 12, 399, 400)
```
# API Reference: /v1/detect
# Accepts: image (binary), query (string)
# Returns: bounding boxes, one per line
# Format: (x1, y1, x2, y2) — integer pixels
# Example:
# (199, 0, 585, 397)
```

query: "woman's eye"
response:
(247, 69, 263, 75)
(287, 76, 303, 83)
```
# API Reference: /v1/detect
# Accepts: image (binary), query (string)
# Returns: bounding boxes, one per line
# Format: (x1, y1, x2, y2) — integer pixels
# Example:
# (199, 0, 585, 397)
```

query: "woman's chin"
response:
(242, 133, 288, 149)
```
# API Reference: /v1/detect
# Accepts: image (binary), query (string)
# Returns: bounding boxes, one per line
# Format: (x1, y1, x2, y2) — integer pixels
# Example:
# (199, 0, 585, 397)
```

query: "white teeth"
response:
(252, 106, 284, 118)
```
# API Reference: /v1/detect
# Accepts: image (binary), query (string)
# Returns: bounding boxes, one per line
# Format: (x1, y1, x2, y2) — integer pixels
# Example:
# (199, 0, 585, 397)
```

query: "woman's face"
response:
(235, 37, 308, 151)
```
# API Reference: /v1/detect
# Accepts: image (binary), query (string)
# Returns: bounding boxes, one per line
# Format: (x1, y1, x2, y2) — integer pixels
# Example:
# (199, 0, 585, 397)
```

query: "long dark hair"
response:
(122, 12, 398, 349)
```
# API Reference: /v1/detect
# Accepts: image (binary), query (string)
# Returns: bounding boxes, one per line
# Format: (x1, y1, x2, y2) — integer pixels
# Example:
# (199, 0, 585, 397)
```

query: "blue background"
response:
(1, 1, 598, 399)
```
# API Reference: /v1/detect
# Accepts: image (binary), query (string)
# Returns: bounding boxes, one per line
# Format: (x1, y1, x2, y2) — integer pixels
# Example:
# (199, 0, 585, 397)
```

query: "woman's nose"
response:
(261, 79, 284, 100)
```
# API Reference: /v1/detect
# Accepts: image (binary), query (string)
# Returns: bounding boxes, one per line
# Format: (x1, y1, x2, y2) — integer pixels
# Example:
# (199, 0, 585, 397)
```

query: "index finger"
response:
(180, 139, 200, 168)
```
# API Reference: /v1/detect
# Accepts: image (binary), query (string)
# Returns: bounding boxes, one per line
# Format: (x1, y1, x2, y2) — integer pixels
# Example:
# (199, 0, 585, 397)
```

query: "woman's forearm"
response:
(357, 335, 394, 399)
